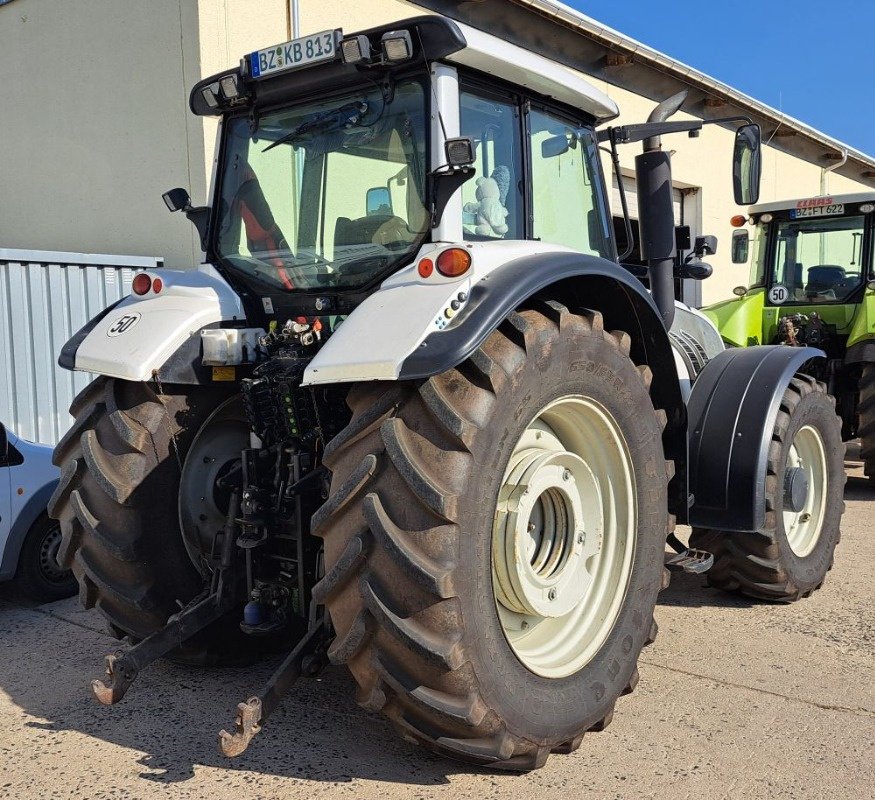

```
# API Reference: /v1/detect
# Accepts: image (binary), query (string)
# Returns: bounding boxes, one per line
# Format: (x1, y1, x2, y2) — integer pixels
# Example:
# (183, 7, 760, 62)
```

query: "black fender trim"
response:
(399, 251, 689, 516)
(57, 299, 123, 371)
(845, 339, 875, 365)
(687, 345, 825, 532)
(0, 480, 58, 581)
(400, 252, 664, 379)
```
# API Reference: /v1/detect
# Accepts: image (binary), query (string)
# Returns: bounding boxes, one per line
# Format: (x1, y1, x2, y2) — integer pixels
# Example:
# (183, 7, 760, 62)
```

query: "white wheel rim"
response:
(492, 395, 637, 678)
(783, 424, 827, 557)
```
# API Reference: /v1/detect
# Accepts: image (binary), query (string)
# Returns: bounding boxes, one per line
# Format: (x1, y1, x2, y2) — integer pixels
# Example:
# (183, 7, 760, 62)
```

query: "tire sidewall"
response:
(771, 389, 844, 591)
(456, 322, 667, 743)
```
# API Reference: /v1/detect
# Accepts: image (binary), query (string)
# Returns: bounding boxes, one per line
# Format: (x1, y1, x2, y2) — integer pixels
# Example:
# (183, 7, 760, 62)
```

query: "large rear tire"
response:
(314, 304, 671, 770)
(49, 377, 249, 663)
(858, 364, 875, 485)
(690, 376, 845, 602)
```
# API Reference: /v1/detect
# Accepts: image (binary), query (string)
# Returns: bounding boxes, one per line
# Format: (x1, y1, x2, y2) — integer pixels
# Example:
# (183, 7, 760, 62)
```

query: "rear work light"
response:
(381, 30, 412, 62)
(341, 35, 371, 64)
(436, 248, 471, 278)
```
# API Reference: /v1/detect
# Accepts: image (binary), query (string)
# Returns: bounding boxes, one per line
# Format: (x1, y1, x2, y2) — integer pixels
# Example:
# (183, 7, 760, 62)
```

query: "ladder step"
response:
(665, 548, 714, 574)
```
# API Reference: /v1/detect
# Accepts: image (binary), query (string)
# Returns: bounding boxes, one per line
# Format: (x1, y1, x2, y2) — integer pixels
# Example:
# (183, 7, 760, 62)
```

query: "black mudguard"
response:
(687, 345, 825, 532)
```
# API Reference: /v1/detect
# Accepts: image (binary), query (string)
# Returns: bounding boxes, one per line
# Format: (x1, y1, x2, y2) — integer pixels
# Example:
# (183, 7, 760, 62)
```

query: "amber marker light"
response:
(436, 248, 471, 278)
(132, 273, 152, 295)
(730, 215, 747, 228)
(418, 258, 434, 278)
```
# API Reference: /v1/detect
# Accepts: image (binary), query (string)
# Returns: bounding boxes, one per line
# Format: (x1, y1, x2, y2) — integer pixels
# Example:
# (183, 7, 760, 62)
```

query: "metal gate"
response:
(0, 249, 162, 445)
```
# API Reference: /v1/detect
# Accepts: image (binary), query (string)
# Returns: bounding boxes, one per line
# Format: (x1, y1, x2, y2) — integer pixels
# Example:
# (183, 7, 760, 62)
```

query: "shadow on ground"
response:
(0, 474, 870, 788)
(0, 595, 468, 787)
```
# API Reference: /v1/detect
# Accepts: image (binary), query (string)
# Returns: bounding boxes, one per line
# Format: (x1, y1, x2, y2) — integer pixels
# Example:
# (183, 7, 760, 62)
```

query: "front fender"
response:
(700, 288, 765, 348)
(59, 265, 245, 382)
(687, 345, 825, 532)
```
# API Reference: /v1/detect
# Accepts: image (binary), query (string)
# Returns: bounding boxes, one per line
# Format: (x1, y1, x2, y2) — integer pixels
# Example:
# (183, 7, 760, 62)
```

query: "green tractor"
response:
(703, 193, 875, 484)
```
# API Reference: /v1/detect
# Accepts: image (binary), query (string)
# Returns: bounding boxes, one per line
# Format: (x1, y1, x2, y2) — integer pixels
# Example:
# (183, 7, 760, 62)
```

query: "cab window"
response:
(528, 108, 612, 257)
(459, 90, 524, 240)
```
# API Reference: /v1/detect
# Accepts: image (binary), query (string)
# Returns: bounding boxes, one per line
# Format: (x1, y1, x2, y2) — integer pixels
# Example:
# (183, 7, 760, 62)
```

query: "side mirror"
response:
(731, 229, 750, 263)
(733, 124, 761, 205)
(366, 187, 392, 217)
(162, 187, 191, 213)
(541, 134, 570, 159)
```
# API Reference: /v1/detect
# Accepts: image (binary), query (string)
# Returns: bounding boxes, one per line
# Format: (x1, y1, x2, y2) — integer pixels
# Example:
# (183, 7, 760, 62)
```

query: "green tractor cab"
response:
(702, 192, 875, 481)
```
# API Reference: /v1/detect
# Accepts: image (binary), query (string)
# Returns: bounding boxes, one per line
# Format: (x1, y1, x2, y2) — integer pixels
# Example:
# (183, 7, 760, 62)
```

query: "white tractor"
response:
(50, 11, 845, 770)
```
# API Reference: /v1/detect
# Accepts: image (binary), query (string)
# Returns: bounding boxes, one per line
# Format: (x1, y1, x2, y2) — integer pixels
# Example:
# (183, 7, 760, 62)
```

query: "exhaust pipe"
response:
(635, 90, 688, 330)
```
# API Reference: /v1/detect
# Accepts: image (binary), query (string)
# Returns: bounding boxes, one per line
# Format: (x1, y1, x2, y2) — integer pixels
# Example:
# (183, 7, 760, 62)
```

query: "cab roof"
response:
(750, 191, 875, 214)
(190, 16, 618, 123)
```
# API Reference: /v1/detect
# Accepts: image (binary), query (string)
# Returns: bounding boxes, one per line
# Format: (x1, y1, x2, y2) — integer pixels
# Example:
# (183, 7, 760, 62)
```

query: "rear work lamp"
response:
(220, 74, 243, 100)
(341, 35, 371, 64)
(381, 30, 413, 62)
(201, 82, 220, 109)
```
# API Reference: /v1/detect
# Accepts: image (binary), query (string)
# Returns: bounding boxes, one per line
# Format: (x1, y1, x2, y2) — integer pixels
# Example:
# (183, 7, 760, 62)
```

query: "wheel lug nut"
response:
(548, 588, 556, 601)
(562, 469, 571, 481)
(521, 620, 528, 629)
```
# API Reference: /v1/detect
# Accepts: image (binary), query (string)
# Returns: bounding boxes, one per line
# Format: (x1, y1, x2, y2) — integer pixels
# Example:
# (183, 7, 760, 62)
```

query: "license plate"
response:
(790, 204, 845, 219)
(249, 30, 340, 79)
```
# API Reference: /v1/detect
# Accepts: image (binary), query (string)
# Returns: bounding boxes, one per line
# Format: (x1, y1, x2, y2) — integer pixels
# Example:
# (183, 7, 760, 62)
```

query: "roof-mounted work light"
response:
(201, 82, 220, 109)
(219, 74, 243, 101)
(381, 30, 412, 62)
(341, 35, 371, 64)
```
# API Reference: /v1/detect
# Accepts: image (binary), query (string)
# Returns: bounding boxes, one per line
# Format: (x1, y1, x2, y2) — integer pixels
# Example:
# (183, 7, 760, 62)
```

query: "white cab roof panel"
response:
(447, 21, 619, 123)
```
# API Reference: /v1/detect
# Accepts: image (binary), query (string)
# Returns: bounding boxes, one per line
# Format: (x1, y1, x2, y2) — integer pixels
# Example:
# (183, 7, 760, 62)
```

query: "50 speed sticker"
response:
(106, 312, 141, 337)
(768, 285, 789, 305)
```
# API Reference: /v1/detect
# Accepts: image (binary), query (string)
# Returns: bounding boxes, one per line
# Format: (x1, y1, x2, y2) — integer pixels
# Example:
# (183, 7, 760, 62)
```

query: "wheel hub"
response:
(493, 451, 601, 619)
(491, 395, 636, 678)
(783, 466, 809, 513)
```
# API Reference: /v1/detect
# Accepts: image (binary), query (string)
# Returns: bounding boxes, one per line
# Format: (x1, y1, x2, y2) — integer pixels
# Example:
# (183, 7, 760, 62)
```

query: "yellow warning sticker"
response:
(212, 366, 236, 382)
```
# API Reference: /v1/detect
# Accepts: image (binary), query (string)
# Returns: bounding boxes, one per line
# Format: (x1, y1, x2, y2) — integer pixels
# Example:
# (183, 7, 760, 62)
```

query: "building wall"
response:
(0, 0, 869, 303)
(0, 0, 205, 267)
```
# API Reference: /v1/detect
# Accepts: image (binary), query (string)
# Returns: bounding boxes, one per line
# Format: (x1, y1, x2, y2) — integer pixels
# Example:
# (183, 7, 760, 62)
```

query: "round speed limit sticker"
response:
(768, 285, 789, 304)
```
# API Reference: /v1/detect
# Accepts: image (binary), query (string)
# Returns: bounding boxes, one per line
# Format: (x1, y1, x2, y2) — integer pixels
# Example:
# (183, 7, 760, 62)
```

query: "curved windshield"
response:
(215, 79, 428, 291)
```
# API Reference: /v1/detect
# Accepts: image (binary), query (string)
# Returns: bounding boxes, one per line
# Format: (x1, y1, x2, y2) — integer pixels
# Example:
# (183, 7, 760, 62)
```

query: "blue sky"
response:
(565, 1, 874, 156)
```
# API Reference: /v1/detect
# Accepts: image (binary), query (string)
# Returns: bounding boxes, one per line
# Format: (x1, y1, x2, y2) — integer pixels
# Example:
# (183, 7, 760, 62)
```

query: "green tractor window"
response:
(772, 215, 867, 303)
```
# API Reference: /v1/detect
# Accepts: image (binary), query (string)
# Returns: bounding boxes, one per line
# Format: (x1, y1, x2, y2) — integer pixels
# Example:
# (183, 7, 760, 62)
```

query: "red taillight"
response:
(151, 277, 163, 293)
(436, 248, 471, 278)
(730, 215, 747, 228)
(132, 273, 152, 295)
(417, 258, 434, 278)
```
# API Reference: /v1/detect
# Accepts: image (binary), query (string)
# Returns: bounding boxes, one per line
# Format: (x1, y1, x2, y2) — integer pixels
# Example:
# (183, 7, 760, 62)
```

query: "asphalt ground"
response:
(1, 455, 872, 800)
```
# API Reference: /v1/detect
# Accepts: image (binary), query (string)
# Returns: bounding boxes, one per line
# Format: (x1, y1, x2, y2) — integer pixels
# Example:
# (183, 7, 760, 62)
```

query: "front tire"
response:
(314, 304, 671, 770)
(690, 376, 845, 601)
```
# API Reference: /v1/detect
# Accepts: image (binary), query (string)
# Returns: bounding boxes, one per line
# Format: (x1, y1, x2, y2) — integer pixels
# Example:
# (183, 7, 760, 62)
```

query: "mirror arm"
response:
(599, 115, 755, 146)
(184, 207, 211, 252)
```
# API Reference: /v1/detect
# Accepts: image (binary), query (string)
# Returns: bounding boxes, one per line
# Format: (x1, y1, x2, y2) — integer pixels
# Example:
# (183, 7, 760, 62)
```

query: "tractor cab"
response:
(704, 193, 875, 354)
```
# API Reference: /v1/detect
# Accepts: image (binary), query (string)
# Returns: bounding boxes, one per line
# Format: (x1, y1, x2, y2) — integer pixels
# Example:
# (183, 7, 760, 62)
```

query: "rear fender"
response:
(687, 345, 825, 531)
(304, 245, 687, 515)
(58, 265, 247, 382)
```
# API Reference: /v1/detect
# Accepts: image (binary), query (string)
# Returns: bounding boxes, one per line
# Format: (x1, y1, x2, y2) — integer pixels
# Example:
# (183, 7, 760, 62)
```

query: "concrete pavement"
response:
(0, 464, 872, 800)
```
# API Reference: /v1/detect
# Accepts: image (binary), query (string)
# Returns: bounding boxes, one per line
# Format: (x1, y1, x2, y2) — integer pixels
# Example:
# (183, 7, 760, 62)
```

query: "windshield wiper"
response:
(263, 101, 368, 152)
